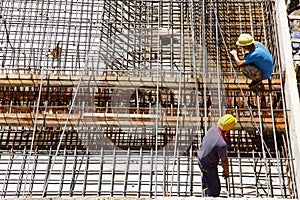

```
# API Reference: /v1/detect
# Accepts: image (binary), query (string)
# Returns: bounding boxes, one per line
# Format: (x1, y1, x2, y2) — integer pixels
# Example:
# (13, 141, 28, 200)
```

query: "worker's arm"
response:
(220, 157, 229, 178)
(229, 50, 247, 67)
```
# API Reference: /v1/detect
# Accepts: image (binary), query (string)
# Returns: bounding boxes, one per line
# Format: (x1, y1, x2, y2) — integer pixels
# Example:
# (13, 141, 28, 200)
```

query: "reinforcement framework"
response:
(0, 0, 299, 198)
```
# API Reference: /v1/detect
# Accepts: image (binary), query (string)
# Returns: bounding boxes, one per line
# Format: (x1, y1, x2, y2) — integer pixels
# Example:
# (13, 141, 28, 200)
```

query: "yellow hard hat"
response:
(236, 33, 254, 46)
(218, 114, 237, 131)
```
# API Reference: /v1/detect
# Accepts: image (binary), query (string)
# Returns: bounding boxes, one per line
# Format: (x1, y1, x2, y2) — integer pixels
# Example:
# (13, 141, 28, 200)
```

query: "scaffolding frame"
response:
(0, 0, 298, 198)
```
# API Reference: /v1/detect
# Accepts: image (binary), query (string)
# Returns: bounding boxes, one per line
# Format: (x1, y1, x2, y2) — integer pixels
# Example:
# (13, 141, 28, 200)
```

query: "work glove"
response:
(229, 50, 237, 56)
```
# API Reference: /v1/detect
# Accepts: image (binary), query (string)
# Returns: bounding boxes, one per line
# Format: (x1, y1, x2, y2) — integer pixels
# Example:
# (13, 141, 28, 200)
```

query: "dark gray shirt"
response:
(197, 125, 227, 168)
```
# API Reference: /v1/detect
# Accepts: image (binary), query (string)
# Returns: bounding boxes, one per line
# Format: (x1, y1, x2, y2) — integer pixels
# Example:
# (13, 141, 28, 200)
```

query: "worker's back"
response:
(197, 125, 227, 168)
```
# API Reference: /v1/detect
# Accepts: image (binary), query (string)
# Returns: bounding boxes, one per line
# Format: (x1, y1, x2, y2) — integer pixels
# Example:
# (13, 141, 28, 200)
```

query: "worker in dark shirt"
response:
(197, 114, 237, 197)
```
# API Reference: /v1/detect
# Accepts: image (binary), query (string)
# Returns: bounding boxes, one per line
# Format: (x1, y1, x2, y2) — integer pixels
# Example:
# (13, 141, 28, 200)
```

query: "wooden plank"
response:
(291, 38, 300, 43)
(0, 74, 281, 88)
(0, 113, 286, 131)
(288, 15, 300, 20)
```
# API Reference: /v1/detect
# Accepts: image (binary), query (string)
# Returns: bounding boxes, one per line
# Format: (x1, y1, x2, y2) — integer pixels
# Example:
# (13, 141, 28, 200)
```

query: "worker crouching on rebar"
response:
(229, 33, 273, 89)
(197, 114, 237, 197)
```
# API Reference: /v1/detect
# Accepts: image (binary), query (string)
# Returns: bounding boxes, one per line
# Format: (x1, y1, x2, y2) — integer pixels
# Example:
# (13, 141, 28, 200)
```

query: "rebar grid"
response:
(0, 148, 295, 198)
(0, 0, 298, 199)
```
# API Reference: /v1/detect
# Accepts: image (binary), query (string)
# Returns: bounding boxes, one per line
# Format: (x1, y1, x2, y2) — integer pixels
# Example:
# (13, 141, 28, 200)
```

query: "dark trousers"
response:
(201, 166, 221, 197)
(242, 64, 264, 81)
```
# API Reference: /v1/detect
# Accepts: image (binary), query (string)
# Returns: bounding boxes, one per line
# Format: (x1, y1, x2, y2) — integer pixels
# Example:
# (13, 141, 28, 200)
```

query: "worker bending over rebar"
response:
(197, 114, 237, 197)
(230, 33, 273, 89)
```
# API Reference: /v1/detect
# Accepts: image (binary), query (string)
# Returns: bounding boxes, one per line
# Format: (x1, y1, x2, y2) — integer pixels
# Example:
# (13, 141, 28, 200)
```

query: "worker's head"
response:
(236, 33, 254, 47)
(218, 114, 237, 131)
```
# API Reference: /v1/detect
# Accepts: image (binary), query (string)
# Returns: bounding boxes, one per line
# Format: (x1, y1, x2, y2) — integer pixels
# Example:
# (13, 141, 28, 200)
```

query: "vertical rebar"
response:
(154, 1, 162, 197)
(256, 93, 271, 197)
(123, 147, 130, 196)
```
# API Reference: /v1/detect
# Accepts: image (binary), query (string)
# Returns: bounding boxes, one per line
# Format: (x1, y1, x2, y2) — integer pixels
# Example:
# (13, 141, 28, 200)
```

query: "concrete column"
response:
(276, 0, 300, 196)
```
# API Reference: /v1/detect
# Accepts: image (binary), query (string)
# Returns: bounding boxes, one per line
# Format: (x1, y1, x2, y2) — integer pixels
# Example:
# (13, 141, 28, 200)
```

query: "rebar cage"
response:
(0, 0, 298, 198)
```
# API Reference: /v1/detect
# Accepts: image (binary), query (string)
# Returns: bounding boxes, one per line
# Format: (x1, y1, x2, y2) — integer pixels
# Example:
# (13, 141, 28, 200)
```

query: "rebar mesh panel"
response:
(0, 0, 297, 199)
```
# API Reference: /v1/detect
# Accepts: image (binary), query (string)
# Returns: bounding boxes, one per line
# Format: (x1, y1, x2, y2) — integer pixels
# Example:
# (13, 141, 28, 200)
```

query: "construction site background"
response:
(0, 0, 300, 199)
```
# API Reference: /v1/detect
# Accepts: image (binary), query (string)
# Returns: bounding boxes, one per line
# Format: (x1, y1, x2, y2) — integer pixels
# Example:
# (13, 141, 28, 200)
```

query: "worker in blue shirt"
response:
(229, 33, 273, 89)
(197, 114, 237, 197)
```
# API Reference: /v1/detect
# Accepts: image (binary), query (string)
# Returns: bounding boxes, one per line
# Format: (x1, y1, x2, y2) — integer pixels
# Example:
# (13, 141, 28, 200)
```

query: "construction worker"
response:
(229, 33, 273, 89)
(197, 114, 237, 197)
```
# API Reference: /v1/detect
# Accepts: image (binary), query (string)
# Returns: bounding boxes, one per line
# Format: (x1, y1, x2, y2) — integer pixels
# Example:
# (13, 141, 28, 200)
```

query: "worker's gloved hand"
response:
(229, 50, 237, 56)
(222, 170, 229, 178)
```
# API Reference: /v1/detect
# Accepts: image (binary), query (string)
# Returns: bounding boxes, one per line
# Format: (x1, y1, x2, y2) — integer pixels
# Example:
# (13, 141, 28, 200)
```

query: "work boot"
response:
(248, 80, 262, 88)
